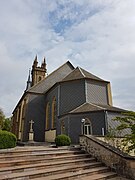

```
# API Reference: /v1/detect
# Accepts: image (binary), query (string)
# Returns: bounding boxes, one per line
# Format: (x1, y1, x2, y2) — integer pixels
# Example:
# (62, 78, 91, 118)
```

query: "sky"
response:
(0, 0, 135, 117)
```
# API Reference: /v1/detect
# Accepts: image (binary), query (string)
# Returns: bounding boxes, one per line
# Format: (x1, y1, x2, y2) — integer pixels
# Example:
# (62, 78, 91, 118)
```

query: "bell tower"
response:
(31, 55, 47, 86)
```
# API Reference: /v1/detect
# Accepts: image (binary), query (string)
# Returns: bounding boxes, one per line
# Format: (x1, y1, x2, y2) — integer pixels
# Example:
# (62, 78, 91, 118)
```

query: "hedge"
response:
(0, 130, 17, 149)
(55, 134, 71, 146)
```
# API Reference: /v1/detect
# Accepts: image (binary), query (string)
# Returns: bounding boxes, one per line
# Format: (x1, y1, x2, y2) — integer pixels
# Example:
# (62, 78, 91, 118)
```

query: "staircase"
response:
(0, 146, 128, 180)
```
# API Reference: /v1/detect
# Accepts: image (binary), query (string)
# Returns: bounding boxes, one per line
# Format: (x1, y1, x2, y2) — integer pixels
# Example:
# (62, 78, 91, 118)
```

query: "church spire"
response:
(35, 55, 38, 62)
(31, 55, 47, 86)
(41, 57, 46, 69)
(33, 55, 38, 68)
(26, 68, 32, 90)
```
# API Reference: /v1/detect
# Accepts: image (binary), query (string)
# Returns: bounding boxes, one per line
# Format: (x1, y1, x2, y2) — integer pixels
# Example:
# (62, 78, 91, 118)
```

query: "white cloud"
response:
(0, 0, 135, 116)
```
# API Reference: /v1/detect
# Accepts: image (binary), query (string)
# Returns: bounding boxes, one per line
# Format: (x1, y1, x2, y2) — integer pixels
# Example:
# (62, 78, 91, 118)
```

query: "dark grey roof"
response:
(61, 67, 106, 82)
(70, 102, 126, 114)
(97, 104, 126, 112)
(28, 61, 74, 94)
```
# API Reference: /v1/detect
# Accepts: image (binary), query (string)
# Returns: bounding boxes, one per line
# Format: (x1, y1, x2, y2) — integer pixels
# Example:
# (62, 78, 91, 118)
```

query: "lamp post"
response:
(81, 118, 85, 135)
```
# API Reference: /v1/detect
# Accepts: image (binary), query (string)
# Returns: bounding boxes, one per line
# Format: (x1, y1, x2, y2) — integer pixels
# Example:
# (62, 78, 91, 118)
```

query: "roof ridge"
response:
(79, 67, 106, 82)
(78, 67, 86, 77)
(70, 102, 88, 113)
(89, 103, 105, 110)
(95, 103, 127, 111)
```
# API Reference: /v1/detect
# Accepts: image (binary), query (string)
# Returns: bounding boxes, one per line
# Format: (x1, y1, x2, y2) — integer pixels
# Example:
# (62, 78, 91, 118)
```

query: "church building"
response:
(12, 56, 125, 144)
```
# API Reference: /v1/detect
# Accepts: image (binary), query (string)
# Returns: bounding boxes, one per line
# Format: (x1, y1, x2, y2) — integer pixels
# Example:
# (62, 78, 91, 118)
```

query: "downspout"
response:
(68, 115, 70, 136)
(104, 110, 108, 135)
(57, 84, 60, 116)
(85, 79, 88, 102)
(57, 84, 60, 136)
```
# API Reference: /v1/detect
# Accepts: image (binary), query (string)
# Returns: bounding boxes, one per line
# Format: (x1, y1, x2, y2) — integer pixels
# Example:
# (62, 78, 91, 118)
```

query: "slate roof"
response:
(13, 61, 74, 113)
(69, 102, 126, 114)
(61, 67, 107, 82)
(27, 61, 74, 94)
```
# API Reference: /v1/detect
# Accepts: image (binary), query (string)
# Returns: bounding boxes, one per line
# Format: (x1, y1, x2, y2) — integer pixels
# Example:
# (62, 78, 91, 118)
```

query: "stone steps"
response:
(0, 157, 97, 175)
(34, 170, 117, 180)
(0, 146, 124, 179)
(0, 149, 84, 160)
(0, 165, 110, 179)
(0, 153, 90, 168)
(0, 146, 81, 157)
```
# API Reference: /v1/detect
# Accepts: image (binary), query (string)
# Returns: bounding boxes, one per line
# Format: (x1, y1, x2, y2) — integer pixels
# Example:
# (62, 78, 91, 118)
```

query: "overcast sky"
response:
(0, 0, 135, 117)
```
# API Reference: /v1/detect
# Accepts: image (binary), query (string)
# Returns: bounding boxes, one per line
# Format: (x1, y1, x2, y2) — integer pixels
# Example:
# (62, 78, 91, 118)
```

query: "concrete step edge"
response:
(0, 146, 81, 155)
(0, 154, 91, 167)
(33, 171, 118, 180)
(0, 150, 84, 159)
(0, 163, 109, 180)
(27, 166, 110, 180)
(0, 157, 97, 174)
(80, 172, 118, 180)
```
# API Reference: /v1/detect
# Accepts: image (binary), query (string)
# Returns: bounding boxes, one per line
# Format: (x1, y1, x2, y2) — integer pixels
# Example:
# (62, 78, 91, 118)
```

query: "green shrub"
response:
(55, 134, 71, 146)
(0, 130, 17, 149)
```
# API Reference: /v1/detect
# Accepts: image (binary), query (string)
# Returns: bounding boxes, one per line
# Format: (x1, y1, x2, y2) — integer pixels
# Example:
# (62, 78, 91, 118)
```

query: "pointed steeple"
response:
(26, 68, 32, 90)
(43, 57, 46, 64)
(33, 55, 38, 68)
(31, 55, 47, 86)
(35, 55, 38, 62)
(41, 57, 46, 69)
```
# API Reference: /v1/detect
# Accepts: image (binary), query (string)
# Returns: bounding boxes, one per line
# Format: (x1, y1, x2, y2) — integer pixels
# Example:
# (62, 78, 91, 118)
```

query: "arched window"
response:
(52, 97, 57, 129)
(83, 118, 92, 135)
(22, 99, 26, 119)
(46, 102, 50, 130)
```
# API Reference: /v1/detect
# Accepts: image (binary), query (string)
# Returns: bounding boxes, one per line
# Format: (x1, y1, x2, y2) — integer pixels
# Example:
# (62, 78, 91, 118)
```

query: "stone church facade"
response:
(12, 56, 125, 144)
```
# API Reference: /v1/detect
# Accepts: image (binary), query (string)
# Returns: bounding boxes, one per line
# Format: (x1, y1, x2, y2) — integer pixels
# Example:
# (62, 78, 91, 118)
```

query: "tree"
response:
(114, 111, 135, 153)
(2, 117, 11, 132)
(0, 108, 12, 131)
(0, 109, 5, 130)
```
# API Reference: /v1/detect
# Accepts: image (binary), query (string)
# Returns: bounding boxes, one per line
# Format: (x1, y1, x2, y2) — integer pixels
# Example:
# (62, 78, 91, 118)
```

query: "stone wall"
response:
(80, 135, 135, 180)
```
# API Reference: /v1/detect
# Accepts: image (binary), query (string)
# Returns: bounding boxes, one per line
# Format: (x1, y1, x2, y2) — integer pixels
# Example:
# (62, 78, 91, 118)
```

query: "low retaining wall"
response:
(80, 135, 135, 180)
